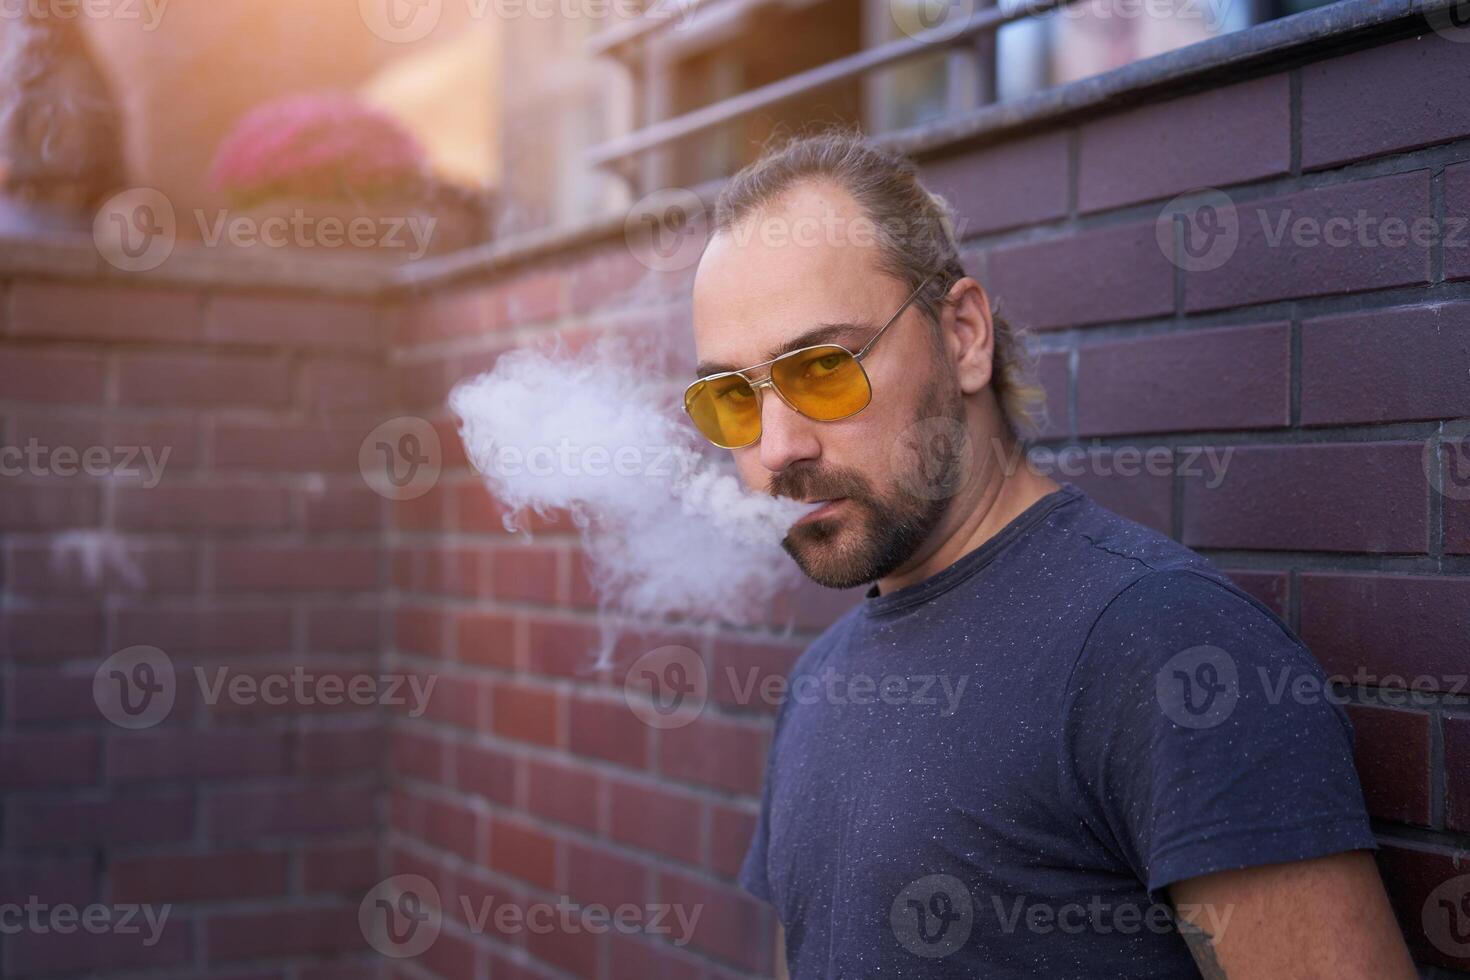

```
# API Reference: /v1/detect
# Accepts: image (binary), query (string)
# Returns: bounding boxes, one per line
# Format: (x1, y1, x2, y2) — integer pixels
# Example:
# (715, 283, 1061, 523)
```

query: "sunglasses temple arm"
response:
(853, 271, 937, 362)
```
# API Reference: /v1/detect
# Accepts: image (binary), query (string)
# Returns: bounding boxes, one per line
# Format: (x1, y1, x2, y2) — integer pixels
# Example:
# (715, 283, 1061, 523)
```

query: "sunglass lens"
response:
(770, 345, 871, 420)
(685, 374, 761, 448)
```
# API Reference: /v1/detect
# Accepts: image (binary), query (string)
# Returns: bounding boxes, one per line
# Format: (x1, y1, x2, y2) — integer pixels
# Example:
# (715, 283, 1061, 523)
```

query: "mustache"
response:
(768, 467, 871, 504)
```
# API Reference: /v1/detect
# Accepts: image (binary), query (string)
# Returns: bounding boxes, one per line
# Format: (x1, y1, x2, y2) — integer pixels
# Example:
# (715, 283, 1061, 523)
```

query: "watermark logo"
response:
(1423, 875, 1470, 957)
(0, 0, 170, 30)
(94, 646, 176, 729)
(360, 416, 442, 501)
(1425, 0, 1470, 43)
(1156, 189, 1239, 273)
(194, 667, 437, 718)
(359, 0, 442, 42)
(94, 188, 176, 273)
(891, 874, 973, 958)
(360, 874, 443, 958)
(1426, 418, 1470, 502)
(889, 0, 978, 42)
(893, 416, 973, 501)
(625, 187, 708, 273)
(0, 897, 171, 945)
(1155, 645, 1239, 729)
(624, 645, 708, 730)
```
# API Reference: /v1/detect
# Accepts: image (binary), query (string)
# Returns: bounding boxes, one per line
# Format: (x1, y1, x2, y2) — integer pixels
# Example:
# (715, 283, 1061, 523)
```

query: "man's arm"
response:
(774, 922, 788, 980)
(1168, 850, 1416, 979)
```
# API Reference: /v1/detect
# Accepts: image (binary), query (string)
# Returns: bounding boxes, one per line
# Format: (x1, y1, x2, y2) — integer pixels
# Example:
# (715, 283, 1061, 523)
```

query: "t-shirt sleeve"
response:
(1058, 567, 1377, 902)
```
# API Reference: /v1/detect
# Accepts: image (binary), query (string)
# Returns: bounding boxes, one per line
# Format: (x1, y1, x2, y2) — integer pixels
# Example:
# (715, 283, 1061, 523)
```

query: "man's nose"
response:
(757, 384, 821, 474)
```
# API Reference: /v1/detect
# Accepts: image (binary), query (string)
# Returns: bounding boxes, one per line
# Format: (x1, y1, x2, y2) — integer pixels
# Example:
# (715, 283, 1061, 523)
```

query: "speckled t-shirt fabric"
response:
(738, 482, 1376, 979)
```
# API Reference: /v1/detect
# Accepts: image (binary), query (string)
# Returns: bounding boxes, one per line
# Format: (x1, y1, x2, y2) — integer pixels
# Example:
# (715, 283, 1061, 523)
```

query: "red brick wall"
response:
(0, 282, 392, 977)
(3, 25, 1469, 980)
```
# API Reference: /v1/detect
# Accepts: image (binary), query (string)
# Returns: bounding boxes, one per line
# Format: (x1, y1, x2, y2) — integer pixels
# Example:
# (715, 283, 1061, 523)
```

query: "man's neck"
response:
(872, 452, 1061, 597)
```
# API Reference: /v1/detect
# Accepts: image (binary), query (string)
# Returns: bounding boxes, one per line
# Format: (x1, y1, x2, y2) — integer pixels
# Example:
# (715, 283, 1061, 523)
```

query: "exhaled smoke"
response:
(449, 333, 814, 666)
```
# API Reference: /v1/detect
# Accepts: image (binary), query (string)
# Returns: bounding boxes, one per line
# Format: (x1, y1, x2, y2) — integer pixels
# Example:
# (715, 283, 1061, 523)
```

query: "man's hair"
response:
(710, 126, 1046, 440)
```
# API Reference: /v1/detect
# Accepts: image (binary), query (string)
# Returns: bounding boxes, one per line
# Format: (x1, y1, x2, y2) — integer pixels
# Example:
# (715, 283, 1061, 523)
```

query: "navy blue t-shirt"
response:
(739, 483, 1376, 979)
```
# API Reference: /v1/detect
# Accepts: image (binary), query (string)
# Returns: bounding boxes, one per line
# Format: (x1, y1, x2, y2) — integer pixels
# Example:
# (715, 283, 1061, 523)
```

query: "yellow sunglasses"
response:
(683, 272, 938, 449)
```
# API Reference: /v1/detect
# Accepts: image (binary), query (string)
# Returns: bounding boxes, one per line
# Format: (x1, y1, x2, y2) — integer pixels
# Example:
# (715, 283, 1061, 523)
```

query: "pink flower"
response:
(208, 92, 429, 205)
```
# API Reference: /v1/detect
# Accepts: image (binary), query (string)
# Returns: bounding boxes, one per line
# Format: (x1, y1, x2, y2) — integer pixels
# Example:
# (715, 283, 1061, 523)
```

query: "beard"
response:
(773, 373, 968, 591)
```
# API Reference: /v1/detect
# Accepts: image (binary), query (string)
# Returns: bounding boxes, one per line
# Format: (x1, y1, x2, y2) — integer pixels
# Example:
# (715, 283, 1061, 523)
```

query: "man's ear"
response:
(946, 277, 995, 396)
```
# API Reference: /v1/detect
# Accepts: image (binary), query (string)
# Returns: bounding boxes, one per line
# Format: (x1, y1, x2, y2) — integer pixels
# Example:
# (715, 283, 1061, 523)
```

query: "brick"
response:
(114, 481, 291, 531)
(1376, 841, 1470, 971)
(208, 292, 384, 350)
(1301, 302, 1470, 425)
(1219, 569, 1288, 619)
(395, 604, 447, 658)
(412, 671, 482, 730)
(0, 348, 105, 404)
(304, 841, 380, 893)
(709, 638, 802, 714)
(397, 285, 498, 344)
(0, 858, 92, 906)
(456, 743, 519, 806)
(0, 733, 96, 787)
(1079, 74, 1290, 212)
(211, 421, 362, 471)
(1447, 160, 1470, 283)
(396, 356, 453, 410)
(1, 607, 103, 660)
(457, 610, 521, 668)
(1183, 171, 1431, 312)
(8, 669, 98, 722)
(1298, 573, 1470, 687)
(111, 850, 288, 902)
(304, 358, 388, 413)
(492, 545, 564, 604)
(564, 839, 650, 908)
(207, 786, 377, 841)
(6, 794, 193, 846)
(525, 617, 603, 679)
(657, 870, 775, 973)
(115, 604, 292, 655)
(569, 694, 649, 768)
(658, 715, 766, 796)
(1345, 704, 1431, 825)
(490, 816, 557, 889)
(1301, 33, 1470, 170)
(8, 916, 191, 975)
(526, 757, 600, 831)
(1180, 443, 1427, 553)
(608, 779, 701, 864)
(213, 544, 381, 592)
(117, 350, 291, 408)
(8, 540, 197, 596)
(303, 482, 382, 531)
(408, 792, 478, 862)
(110, 730, 289, 781)
(920, 131, 1069, 235)
(206, 906, 364, 961)
(299, 725, 385, 774)
(567, 247, 652, 316)
(306, 602, 382, 652)
(986, 221, 1174, 329)
(1076, 322, 1290, 435)
(1447, 716, 1470, 833)
(390, 728, 447, 785)
(0, 482, 100, 529)
(608, 933, 703, 980)
(10, 281, 199, 342)
(491, 680, 563, 747)
(1048, 452, 1175, 536)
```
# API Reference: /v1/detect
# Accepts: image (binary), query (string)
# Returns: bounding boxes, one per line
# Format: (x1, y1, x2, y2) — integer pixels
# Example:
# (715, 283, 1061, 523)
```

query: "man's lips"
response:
(792, 497, 848, 526)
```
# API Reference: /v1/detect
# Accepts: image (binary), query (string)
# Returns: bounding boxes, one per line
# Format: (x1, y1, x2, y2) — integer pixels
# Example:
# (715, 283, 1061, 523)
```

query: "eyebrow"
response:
(694, 321, 873, 379)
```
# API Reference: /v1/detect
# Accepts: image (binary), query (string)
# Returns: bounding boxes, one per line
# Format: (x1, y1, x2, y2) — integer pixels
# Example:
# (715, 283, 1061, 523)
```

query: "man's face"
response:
(690, 181, 965, 590)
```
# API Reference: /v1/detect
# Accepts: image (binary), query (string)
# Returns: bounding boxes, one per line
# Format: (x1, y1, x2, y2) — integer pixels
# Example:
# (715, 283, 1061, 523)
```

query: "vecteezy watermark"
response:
(1026, 443, 1233, 489)
(0, 898, 171, 945)
(477, 439, 700, 481)
(622, 645, 969, 730)
(0, 0, 169, 29)
(1157, 186, 1470, 272)
(1425, 0, 1470, 43)
(1423, 874, 1470, 958)
(195, 209, 437, 260)
(360, 416, 442, 501)
(624, 186, 709, 273)
(1156, 646, 1469, 729)
(94, 646, 177, 730)
(357, 0, 668, 43)
(0, 439, 170, 487)
(1425, 417, 1470, 502)
(94, 187, 176, 273)
(890, 874, 1232, 958)
(358, 874, 701, 958)
(194, 666, 437, 718)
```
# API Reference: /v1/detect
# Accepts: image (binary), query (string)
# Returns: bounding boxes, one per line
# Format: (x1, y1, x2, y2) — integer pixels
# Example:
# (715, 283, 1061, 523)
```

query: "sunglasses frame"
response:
(684, 271, 940, 449)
